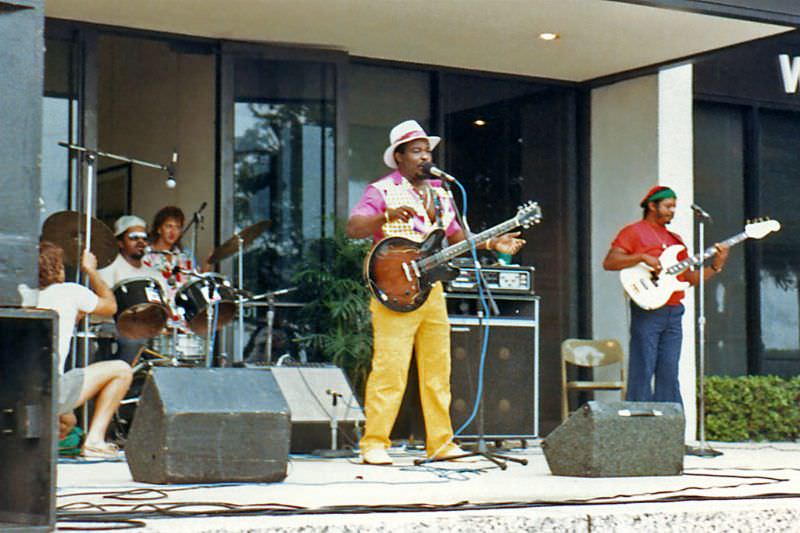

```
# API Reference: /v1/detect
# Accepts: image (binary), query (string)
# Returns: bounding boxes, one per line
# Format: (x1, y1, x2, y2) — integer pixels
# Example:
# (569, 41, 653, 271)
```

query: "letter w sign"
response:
(779, 54, 800, 94)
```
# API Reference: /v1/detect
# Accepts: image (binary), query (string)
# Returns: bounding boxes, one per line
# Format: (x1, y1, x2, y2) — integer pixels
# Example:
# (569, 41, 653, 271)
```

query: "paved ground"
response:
(55, 441, 800, 531)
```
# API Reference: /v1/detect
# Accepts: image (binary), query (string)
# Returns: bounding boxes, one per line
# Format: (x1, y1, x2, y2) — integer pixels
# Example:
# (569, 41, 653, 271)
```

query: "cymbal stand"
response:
(205, 275, 217, 368)
(237, 234, 245, 364)
(244, 287, 297, 363)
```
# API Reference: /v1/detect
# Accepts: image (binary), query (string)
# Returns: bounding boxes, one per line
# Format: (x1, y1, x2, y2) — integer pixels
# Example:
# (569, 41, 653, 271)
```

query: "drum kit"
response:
(43, 210, 275, 358)
(43, 209, 290, 442)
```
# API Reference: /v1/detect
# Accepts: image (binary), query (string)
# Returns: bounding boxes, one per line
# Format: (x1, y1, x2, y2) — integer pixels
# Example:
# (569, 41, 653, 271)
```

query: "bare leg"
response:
(75, 360, 133, 448)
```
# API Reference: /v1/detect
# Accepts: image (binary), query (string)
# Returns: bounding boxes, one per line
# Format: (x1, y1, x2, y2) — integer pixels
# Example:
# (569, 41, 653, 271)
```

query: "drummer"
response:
(143, 206, 204, 304)
(98, 215, 162, 365)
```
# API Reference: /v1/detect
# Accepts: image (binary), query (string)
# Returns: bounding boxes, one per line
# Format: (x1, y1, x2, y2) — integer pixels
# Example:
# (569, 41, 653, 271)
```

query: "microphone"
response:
(165, 151, 178, 189)
(421, 162, 456, 182)
(691, 203, 712, 221)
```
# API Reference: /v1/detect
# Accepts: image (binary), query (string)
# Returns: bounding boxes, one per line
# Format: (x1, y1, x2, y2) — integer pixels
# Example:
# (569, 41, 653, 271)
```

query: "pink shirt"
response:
(350, 170, 462, 243)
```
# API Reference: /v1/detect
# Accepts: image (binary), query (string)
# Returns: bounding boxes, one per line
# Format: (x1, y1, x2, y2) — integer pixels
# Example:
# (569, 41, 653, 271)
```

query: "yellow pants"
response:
(359, 283, 456, 457)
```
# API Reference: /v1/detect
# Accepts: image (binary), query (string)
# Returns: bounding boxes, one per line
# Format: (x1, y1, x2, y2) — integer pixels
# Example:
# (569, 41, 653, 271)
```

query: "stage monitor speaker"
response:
(126, 368, 290, 484)
(542, 401, 684, 477)
(0, 308, 58, 532)
(269, 365, 364, 453)
(449, 320, 536, 437)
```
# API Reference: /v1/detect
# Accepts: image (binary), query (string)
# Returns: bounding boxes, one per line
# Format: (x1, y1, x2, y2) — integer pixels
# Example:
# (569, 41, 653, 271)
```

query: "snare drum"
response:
(112, 277, 169, 339)
(174, 273, 236, 336)
(149, 331, 206, 362)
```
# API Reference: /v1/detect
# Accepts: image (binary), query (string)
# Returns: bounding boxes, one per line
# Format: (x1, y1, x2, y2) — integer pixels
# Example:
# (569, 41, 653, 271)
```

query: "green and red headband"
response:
(640, 186, 676, 207)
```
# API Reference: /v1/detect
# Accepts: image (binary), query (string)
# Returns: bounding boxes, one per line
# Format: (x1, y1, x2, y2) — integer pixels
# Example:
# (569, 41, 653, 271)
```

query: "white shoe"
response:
(361, 448, 393, 465)
(433, 445, 480, 463)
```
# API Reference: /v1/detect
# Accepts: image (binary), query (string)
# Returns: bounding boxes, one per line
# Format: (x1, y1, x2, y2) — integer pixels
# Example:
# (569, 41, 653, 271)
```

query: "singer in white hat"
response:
(347, 119, 525, 465)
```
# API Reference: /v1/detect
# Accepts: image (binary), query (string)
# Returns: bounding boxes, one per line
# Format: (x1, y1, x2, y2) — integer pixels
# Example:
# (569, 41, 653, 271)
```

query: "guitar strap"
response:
(432, 191, 448, 245)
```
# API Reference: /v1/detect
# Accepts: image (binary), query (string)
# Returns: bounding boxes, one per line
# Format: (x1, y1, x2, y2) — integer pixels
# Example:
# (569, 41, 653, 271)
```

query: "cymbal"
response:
(208, 220, 270, 264)
(41, 211, 117, 269)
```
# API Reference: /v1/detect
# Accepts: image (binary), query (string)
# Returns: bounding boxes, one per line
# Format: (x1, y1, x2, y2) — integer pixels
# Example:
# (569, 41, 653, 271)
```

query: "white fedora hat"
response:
(382, 120, 441, 169)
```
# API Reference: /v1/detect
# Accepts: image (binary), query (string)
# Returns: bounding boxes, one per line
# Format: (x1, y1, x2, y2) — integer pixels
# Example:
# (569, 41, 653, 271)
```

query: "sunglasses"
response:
(127, 231, 148, 240)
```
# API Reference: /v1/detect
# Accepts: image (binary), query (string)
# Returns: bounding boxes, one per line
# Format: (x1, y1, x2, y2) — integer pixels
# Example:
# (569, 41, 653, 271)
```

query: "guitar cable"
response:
(419, 177, 494, 463)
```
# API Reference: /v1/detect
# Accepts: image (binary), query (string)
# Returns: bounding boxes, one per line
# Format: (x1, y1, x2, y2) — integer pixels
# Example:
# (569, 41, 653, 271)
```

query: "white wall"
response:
(98, 35, 216, 261)
(590, 65, 697, 440)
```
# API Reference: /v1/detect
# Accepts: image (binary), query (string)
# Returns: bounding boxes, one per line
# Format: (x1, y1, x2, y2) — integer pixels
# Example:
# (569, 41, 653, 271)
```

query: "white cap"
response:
(113, 215, 147, 237)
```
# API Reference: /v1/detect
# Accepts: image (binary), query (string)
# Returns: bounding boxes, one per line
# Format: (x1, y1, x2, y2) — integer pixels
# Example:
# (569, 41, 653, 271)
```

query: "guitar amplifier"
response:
(445, 265, 535, 295)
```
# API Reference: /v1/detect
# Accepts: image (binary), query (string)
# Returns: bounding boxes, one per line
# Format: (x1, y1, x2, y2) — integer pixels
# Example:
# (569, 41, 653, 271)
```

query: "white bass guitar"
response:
(620, 218, 781, 310)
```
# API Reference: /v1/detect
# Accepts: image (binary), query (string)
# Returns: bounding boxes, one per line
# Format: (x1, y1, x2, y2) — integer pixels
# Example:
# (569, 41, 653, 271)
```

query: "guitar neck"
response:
(418, 218, 520, 271)
(665, 231, 747, 275)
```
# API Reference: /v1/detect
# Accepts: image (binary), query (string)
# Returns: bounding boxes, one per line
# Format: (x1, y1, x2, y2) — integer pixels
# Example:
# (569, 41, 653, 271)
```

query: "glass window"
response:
(441, 73, 576, 434)
(347, 64, 430, 211)
(758, 109, 800, 376)
(694, 102, 748, 376)
(233, 58, 336, 293)
(42, 38, 80, 225)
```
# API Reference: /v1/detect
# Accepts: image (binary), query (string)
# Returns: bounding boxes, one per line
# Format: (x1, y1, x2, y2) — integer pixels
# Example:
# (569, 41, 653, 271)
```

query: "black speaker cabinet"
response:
(449, 316, 537, 437)
(542, 401, 685, 477)
(126, 368, 290, 484)
(269, 365, 364, 453)
(0, 308, 58, 532)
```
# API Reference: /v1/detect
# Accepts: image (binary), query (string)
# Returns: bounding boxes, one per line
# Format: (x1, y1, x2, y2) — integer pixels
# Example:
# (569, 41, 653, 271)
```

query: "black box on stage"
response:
(542, 401, 684, 477)
(269, 365, 364, 453)
(449, 317, 537, 437)
(126, 368, 290, 484)
(0, 308, 58, 532)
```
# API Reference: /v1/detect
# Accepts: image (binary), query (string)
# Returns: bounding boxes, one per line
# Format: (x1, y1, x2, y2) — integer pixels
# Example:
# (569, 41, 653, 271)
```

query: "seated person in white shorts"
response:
(35, 241, 133, 458)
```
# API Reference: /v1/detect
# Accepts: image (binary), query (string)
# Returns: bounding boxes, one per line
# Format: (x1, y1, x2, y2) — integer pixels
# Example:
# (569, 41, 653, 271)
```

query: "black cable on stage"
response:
(56, 517, 146, 531)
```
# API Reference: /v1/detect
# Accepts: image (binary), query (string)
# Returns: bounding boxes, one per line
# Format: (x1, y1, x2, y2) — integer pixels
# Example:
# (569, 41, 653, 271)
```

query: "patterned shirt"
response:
(350, 170, 461, 243)
(143, 247, 196, 303)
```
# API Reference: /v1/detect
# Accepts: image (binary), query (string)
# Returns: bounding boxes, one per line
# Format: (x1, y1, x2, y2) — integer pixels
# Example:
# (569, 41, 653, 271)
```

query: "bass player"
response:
(602, 185, 729, 404)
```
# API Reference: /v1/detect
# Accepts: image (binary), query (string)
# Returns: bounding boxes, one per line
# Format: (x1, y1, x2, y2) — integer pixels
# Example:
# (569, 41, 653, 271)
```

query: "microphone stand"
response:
(182, 202, 206, 268)
(59, 142, 172, 435)
(686, 204, 722, 458)
(417, 177, 525, 469)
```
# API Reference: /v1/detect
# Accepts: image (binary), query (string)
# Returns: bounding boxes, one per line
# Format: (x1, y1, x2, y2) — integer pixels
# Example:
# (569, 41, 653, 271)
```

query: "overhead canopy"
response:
(46, 0, 791, 82)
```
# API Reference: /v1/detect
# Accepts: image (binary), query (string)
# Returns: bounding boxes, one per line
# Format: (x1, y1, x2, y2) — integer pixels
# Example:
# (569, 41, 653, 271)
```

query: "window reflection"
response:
(232, 59, 336, 362)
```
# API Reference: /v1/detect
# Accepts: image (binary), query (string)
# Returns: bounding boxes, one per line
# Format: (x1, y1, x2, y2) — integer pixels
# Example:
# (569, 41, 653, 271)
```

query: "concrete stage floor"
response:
(56, 441, 800, 532)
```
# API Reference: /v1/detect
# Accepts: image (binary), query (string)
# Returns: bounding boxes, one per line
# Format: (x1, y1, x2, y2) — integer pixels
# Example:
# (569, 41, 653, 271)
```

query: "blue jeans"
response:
(627, 302, 684, 404)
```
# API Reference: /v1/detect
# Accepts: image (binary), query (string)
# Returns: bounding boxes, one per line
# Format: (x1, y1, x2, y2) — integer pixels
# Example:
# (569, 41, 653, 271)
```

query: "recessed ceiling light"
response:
(538, 32, 560, 41)
(473, 119, 486, 127)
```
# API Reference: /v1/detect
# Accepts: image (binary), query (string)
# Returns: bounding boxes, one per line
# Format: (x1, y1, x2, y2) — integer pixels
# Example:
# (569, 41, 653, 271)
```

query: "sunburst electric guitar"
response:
(365, 202, 542, 312)
(620, 218, 781, 310)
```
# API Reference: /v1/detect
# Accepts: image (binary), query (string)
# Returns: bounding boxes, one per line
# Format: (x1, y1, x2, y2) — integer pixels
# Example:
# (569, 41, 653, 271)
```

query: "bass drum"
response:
(174, 273, 237, 336)
(112, 277, 169, 339)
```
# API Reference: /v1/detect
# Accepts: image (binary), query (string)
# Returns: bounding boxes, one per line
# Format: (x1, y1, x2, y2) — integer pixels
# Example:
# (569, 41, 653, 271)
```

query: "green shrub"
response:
(702, 375, 800, 441)
(292, 223, 374, 397)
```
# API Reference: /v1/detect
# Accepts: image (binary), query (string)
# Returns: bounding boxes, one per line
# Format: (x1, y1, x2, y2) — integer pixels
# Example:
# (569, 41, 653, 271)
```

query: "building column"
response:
(590, 64, 697, 440)
(0, 0, 44, 302)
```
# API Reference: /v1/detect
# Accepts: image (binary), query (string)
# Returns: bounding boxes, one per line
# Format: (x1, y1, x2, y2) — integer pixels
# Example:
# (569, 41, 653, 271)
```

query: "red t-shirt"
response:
(611, 220, 688, 306)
